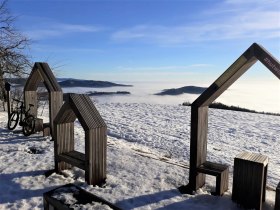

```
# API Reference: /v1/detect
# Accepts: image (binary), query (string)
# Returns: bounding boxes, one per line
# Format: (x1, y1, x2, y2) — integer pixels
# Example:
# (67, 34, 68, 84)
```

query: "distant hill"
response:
(5, 78, 132, 88)
(86, 91, 130, 96)
(58, 79, 132, 88)
(5, 78, 27, 86)
(155, 86, 207, 95)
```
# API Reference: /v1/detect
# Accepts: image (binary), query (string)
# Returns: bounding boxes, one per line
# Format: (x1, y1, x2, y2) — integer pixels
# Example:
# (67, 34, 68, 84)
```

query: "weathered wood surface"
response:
(232, 152, 268, 210)
(24, 62, 63, 136)
(43, 183, 122, 210)
(275, 182, 280, 210)
(34, 118, 43, 132)
(54, 122, 74, 172)
(57, 151, 86, 170)
(43, 123, 50, 136)
(186, 43, 279, 194)
(197, 161, 229, 196)
(54, 93, 107, 186)
(188, 106, 208, 190)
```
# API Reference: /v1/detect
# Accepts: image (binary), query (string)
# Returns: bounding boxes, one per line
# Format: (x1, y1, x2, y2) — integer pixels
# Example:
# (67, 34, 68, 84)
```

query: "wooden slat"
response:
(43, 184, 122, 210)
(188, 106, 208, 190)
(275, 182, 280, 210)
(34, 118, 43, 132)
(197, 161, 228, 176)
(253, 43, 280, 79)
(69, 94, 107, 130)
(58, 151, 86, 170)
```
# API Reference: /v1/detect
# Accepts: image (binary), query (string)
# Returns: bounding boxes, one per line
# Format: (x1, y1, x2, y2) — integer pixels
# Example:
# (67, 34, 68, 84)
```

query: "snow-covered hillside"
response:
(0, 101, 279, 209)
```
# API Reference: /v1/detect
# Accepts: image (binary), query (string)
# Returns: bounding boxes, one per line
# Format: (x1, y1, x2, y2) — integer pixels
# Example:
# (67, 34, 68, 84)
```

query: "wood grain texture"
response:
(275, 182, 280, 210)
(43, 184, 122, 210)
(24, 62, 63, 136)
(197, 161, 229, 196)
(54, 93, 107, 186)
(187, 43, 279, 194)
(232, 152, 268, 210)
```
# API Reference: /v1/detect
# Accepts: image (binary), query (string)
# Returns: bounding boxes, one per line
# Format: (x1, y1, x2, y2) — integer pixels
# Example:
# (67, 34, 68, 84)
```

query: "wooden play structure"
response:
(54, 93, 107, 186)
(181, 43, 280, 205)
(24, 62, 63, 135)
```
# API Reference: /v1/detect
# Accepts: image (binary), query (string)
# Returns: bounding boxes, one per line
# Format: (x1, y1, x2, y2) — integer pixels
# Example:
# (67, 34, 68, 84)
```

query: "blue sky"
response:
(8, 0, 280, 83)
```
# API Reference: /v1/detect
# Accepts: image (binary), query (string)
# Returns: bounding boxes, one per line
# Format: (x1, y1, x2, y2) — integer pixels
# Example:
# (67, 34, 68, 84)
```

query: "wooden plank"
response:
(54, 122, 74, 172)
(43, 184, 122, 210)
(43, 193, 70, 210)
(43, 123, 50, 136)
(276, 182, 280, 210)
(34, 118, 43, 132)
(194, 56, 257, 107)
(24, 91, 37, 117)
(49, 91, 63, 135)
(69, 94, 107, 130)
(66, 151, 85, 161)
(188, 106, 208, 191)
(197, 161, 228, 176)
(253, 43, 280, 79)
(57, 152, 86, 170)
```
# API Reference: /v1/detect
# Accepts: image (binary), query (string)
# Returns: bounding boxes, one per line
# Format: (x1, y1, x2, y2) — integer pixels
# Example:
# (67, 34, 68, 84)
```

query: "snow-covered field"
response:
(0, 100, 279, 209)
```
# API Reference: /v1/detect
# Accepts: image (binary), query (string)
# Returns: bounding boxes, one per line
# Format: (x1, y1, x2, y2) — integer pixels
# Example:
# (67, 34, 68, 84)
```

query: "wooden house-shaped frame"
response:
(184, 43, 280, 193)
(24, 62, 63, 135)
(54, 93, 107, 186)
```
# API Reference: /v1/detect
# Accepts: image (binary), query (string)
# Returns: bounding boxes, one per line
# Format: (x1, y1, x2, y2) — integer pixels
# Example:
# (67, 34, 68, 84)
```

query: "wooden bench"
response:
(276, 182, 280, 210)
(43, 183, 122, 210)
(197, 161, 229, 196)
(232, 152, 268, 210)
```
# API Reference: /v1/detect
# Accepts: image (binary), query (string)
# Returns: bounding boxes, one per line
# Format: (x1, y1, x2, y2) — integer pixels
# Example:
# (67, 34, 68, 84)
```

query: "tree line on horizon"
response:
(182, 101, 280, 116)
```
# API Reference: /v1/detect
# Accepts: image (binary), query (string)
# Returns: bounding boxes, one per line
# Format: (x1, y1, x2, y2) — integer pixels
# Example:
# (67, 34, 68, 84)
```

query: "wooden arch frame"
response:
(185, 43, 280, 193)
(54, 93, 107, 185)
(24, 62, 63, 135)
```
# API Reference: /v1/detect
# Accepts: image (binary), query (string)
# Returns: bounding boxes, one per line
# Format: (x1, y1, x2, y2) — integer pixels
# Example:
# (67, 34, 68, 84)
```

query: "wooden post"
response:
(5, 82, 11, 117)
(276, 182, 280, 210)
(188, 105, 208, 191)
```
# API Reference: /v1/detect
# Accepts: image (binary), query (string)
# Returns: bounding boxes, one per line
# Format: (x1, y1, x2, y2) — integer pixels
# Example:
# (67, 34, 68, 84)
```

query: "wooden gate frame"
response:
(24, 62, 63, 135)
(54, 93, 107, 186)
(183, 43, 280, 193)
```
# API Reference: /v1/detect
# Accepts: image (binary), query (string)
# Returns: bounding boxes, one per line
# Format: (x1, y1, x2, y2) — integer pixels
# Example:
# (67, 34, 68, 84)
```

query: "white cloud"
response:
(32, 44, 104, 53)
(24, 21, 104, 39)
(111, 0, 280, 45)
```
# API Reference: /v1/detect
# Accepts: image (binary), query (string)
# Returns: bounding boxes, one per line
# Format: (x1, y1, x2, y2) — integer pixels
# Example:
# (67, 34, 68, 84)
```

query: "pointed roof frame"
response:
(24, 62, 62, 92)
(54, 93, 106, 131)
(185, 43, 280, 194)
(193, 43, 280, 108)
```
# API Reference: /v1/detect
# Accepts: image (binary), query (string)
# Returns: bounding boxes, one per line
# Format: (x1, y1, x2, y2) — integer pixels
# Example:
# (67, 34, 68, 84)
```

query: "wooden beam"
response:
(253, 43, 280, 79)
(188, 105, 208, 191)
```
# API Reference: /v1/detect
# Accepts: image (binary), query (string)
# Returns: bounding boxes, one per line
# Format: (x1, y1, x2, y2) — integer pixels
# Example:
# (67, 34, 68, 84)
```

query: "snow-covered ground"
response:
(0, 100, 279, 209)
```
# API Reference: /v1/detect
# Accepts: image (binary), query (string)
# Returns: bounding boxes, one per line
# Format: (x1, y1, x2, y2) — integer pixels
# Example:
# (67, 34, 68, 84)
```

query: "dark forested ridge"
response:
(155, 86, 207, 95)
(5, 78, 132, 88)
(58, 79, 132, 88)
